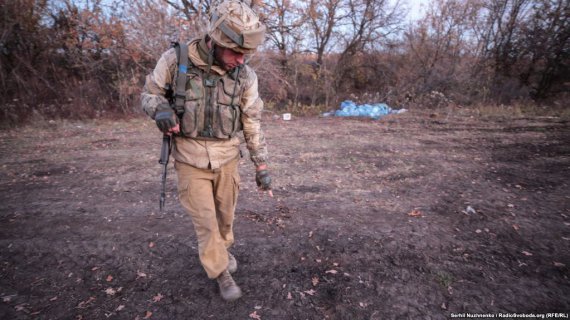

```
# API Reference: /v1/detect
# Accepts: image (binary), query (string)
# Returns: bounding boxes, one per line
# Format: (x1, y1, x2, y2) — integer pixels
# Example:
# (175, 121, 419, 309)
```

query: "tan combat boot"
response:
(228, 253, 237, 274)
(217, 270, 242, 301)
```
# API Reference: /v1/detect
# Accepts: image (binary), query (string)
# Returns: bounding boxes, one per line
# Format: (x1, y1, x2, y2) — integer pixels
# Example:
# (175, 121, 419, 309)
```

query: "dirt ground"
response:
(0, 111, 569, 320)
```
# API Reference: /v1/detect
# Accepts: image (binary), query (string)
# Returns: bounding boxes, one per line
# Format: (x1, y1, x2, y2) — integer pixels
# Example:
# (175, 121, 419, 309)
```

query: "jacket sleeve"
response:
(240, 67, 268, 167)
(141, 48, 178, 119)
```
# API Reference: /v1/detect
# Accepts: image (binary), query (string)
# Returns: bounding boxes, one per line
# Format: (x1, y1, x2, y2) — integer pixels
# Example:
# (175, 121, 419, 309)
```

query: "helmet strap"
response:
(206, 46, 215, 76)
(203, 46, 217, 88)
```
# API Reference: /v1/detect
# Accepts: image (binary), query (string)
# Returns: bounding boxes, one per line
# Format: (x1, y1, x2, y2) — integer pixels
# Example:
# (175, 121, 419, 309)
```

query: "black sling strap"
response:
(172, 42, 189, 115)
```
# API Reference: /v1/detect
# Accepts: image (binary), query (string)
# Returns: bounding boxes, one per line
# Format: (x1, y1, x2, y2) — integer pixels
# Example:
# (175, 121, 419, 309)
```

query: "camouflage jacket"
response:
(141, 37, 268, 169)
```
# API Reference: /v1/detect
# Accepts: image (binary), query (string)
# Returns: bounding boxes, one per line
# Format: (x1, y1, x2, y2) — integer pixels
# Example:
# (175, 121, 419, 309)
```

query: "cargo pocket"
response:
(214, 78, 242, 138)
(176, 180, 190, 212)
(216, 104, 240, 136)
(231, 170, 240, 205)
(180, 73, 204, 138)
(174, 162, 190, 211)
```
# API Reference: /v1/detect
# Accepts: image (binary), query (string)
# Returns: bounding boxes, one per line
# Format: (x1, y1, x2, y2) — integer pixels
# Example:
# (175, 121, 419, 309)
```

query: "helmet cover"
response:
(208, 0, 266, 54)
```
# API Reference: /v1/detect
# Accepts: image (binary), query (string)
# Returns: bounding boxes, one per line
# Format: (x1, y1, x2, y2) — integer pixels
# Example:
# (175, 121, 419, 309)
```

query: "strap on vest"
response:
(201, 48, 217, 138)
(173, 42, 189, 115)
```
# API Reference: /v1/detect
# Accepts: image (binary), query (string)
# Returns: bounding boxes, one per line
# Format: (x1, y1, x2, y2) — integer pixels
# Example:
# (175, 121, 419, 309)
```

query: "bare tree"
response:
(125, 0, 197, 59)
(339, 0, 403, 56)
(518, 0, 570, 99)
(304, 0, 347, 67)
(260, 0, 306, 66)
(333, 0, 404, 102)
(300, 0, 348, 106)
(478, 0, 531, 75)
(1, 0, 50, 96)
(403, 0, 480, 94)
(162, 0, 212, 33)
(472, 0, 570, 102)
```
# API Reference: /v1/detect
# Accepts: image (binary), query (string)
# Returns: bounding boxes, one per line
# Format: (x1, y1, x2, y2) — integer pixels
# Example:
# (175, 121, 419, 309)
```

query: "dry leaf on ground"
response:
(104, 288, 116, 296)
(249, 311, 262, 319)
(312, 276, 319, 286)
(77, 297, 96, 308)
(304, 289, 316, 296)
(408, 209, 422, 217)
(15, 304, 28, 312)
(152, 293, 163, 302)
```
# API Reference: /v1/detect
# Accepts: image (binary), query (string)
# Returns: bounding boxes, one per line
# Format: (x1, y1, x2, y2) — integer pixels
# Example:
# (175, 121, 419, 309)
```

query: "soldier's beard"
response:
(213, 45, 238, 71)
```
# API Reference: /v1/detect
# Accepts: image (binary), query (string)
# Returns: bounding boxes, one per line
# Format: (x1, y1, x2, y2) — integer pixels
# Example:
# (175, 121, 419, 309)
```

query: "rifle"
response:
(158, 133, 171, 213)
(157, 42, 188, 212)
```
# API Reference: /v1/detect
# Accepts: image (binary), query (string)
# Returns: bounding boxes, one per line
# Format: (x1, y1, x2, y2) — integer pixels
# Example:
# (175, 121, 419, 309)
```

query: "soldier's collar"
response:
(198, 38, 210, 64)
(192, 37, 226, 76)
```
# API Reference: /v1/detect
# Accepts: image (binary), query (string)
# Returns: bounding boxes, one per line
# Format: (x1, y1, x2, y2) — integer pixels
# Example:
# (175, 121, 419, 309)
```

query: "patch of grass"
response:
(265, 102, 333, 117)
(478, 104, 524, 118)
(425, 101, 570, 121)
(471, 102, 569, 120)
(434, 270, 454, 288)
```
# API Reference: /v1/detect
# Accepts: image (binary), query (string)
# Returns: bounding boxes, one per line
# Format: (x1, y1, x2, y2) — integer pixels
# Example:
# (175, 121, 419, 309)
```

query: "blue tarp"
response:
(332, 100, 405, 119)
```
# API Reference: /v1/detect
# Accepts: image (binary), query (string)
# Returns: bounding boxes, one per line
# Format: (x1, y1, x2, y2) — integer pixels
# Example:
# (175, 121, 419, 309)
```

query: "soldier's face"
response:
(214, 45, 245, 71)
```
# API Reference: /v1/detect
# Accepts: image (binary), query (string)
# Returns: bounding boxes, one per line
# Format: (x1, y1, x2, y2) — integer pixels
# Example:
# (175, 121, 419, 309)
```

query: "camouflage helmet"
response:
(208, 0, 266, 54)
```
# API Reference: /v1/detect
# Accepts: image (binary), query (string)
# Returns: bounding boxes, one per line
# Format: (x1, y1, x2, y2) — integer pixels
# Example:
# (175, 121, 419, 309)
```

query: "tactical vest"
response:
(172, 43, 244, 140)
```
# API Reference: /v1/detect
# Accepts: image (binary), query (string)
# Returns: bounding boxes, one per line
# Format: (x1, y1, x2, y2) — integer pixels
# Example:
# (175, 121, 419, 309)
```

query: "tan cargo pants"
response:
(175, 158, 240, 279)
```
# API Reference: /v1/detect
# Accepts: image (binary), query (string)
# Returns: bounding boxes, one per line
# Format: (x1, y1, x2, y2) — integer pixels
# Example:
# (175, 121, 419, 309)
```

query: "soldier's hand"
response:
(255, 165, 273, 197)
(154, 104, 178, 133)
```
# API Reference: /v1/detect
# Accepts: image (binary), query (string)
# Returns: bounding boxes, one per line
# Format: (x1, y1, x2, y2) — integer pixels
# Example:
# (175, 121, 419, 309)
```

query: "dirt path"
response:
(0, 112, 569, 319)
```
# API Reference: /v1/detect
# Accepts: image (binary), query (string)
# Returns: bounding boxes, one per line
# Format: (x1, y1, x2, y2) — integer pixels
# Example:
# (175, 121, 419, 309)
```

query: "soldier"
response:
(141, 0, 272, 301)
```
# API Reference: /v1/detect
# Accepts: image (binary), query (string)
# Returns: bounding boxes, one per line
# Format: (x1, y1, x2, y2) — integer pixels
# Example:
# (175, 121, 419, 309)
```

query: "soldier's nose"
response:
(235, 52, 245, 65)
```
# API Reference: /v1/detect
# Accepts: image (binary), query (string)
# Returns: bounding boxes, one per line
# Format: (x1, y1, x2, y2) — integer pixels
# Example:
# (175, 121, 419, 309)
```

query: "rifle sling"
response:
(173, 42, 189, 115)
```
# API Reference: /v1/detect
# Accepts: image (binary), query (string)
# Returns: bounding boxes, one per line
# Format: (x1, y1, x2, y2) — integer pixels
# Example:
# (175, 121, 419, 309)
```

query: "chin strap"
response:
(205, 46, 215, 78)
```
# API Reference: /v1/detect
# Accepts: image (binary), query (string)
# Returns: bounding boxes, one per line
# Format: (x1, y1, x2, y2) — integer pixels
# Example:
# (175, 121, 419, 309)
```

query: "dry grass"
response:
(264, 101, 335, 117)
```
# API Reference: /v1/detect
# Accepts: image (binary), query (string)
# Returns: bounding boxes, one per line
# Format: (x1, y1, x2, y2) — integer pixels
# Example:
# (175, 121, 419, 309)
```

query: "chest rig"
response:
(171, 42, 244, 140)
